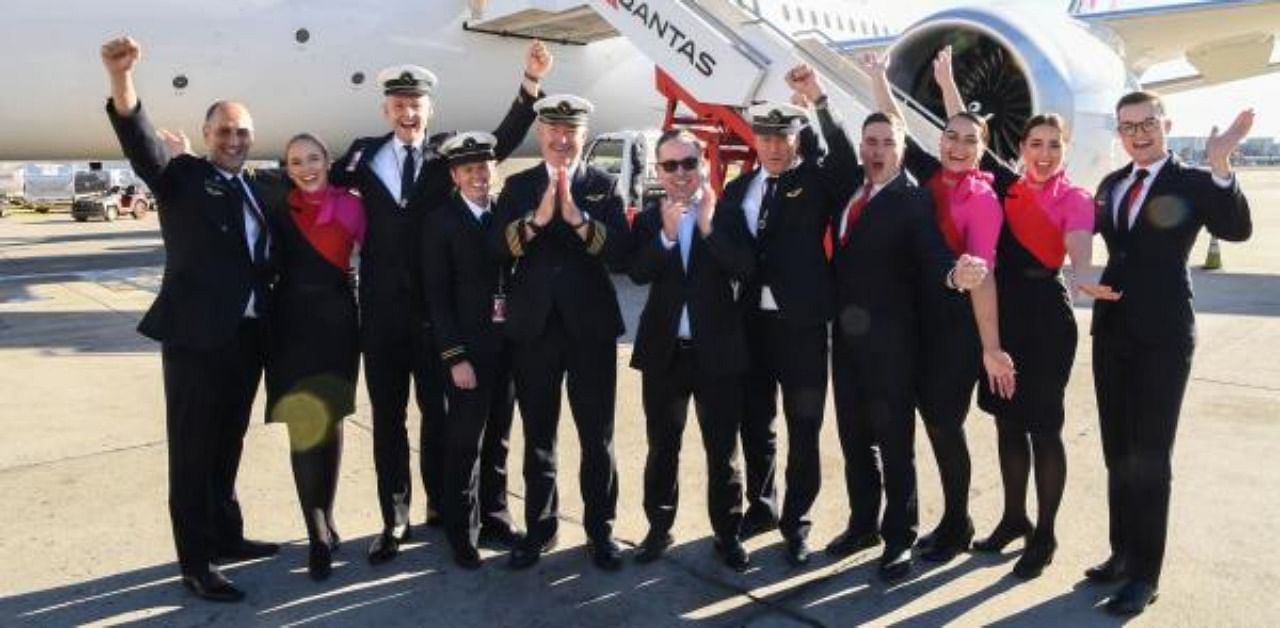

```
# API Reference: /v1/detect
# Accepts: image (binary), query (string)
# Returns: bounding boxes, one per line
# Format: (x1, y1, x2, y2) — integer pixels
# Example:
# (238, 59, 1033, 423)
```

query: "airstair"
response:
(467, 0, 945, 181)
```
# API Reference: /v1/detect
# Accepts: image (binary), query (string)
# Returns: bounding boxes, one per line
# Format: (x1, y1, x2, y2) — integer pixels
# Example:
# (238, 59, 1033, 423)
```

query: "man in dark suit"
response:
(422, 132, 523, 569)
(101, 36, 280, 602)
(802, 72, 986, 578)
(489, 95, 632, 570)
(628, 130, 755, 571)
(328, 42, 551, 564)
(726, 69, 857, 566)
(1080, 91, 1253, 615)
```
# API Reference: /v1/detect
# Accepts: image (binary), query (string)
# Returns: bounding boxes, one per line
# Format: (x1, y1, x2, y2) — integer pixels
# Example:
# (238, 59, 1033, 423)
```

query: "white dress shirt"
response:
(1112, 154, 1234, 228)
(741, 162, 799, 311)
(372, 139, 424, 203)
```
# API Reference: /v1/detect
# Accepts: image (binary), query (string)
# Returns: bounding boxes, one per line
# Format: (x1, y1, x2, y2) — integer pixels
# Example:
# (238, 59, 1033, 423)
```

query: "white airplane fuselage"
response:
(1, 1, 671, 160)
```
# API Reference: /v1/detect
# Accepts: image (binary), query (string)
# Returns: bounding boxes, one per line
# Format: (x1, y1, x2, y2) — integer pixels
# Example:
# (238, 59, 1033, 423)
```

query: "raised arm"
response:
(491, 40, 553, 161)
(932, 46, 966, 119)
(786, 64, 861, 206)
(101, 36, 170, 191)
(1201, 109, 1255, 242)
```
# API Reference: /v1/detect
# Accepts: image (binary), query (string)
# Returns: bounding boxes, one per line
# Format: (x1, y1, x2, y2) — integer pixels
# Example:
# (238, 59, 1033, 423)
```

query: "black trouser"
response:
(364, 312, 447, 532)
(442, 349, 517, 549)
(1093, 321, 1193, 585)
(161, 320, 263, 576)
(641, 343, 745, 542)
(512, 315, 618, 546)
(831, 331, 918, 550)
(741, 312, 828, 541)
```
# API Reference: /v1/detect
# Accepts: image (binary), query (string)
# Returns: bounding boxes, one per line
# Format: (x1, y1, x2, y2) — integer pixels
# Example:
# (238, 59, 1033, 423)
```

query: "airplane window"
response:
(294, 28, 310, 44)
(350, 71, 365, 85)
(810, 10, 818, 25)
(837, 16, 845, 31)
(782, 4, 790, 21)
(796, 6, 804, 24)
(172, 75, 188, 90)
(861, 19, 868, 34)
(824, 13, 831, 29)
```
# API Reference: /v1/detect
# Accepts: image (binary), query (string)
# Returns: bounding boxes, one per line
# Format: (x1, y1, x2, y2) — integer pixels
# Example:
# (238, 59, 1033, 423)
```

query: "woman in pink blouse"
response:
(866, 51, 1014, 566)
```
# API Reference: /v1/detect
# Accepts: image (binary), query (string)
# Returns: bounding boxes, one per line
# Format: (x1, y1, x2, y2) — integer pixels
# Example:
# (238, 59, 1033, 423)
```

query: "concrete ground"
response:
(1, 171, 1278, 627)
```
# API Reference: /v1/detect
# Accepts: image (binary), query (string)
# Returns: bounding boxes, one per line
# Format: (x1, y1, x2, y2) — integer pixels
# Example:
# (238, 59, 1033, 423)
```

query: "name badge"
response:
(491, 293, 507, 323)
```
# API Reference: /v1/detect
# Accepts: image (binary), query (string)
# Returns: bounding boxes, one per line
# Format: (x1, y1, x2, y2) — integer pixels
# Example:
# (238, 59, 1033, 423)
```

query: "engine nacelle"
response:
(887, 6, 1136, 187)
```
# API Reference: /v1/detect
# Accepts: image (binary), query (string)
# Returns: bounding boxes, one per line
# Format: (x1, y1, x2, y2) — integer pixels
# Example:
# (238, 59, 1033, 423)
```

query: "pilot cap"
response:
(377, 64, 437, 97)
(534, 94, 594, 126)
(440, 131, 498, 166)
(748, 102, 809, 135)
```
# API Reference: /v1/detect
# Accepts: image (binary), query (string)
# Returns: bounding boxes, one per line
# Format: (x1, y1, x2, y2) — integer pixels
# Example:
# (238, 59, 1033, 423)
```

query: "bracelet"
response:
(522, 71, 540, 82)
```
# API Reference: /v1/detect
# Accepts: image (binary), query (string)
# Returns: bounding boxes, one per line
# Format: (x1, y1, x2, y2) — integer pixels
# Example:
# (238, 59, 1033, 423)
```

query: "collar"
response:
(1129, 153, 1170, 180)
(213, 165, 241, 181)
(391, 138, 425, 161)
(461, 194, 490, 220)
(862, 171, 901, 199)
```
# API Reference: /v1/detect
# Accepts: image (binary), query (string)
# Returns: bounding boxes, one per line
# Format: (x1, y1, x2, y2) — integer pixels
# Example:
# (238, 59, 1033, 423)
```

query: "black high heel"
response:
(972, 517, 1032, 553)
(1012, 533, 1056, 579)
(308, 542, 333, 581)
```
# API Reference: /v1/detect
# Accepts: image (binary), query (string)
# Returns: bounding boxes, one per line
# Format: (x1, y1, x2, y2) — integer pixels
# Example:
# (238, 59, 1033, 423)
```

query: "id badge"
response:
(491, 293, 507, 323)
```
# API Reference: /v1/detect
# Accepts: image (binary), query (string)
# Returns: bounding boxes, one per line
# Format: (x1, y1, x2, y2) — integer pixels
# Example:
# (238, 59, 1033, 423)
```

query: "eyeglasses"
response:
(658, 157, 700, 173)
(1117, 117, 1161, 136)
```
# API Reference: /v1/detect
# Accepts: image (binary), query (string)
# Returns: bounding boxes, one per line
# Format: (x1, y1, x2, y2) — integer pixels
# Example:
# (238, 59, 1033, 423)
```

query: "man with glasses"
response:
(1079, 90, 1254, 616)
(329, 43, 551, 565)
(628, 130, 756, 571)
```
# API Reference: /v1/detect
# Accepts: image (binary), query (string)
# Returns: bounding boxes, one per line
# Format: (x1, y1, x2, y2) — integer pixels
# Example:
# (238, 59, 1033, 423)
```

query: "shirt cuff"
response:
(1212, 172, 1235, 188)
(658, 232, 677, 249)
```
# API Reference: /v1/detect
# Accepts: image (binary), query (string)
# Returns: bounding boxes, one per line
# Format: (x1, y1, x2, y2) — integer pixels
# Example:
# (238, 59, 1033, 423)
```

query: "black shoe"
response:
(784, 537, 812, 567)
(588, 537, 624, 571)
(478, 524, 525, 551)
(1084, 554, 1128, 583)
(921, 519, 974, 563)
(214, 538, 280, 563)
(1012, 533, 1056, 580)
(308, 542, 333, 581)
(508, 535, 558, 570)
(634, 531, 675, 564)
(714, 537, 751, 572)
(452, 543, 482, 570)
(367, 526, 410, 565)
(1105, 579, 1159, 616)
(181, 568, 245, 603)
(972, 517, 1032, 553)
(878, 545, 913, 582)
(740, 511, 779, 540)
(825, 528, 881, 558)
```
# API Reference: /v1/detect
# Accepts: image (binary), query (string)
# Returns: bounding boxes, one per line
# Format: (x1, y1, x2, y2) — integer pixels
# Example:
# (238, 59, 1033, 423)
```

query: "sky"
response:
(890, 0, 1280, 137)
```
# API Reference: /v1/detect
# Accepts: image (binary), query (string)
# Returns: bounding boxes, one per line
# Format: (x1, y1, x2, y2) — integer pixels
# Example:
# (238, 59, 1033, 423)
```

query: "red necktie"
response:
(840, 185, 871, 246)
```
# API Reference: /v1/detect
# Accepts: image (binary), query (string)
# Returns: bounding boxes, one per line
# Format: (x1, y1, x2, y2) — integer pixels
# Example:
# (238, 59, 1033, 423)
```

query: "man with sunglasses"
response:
(101, 36, 282, 602)
(628, 130, 755, 571)
(1080, 90, 1253, 616)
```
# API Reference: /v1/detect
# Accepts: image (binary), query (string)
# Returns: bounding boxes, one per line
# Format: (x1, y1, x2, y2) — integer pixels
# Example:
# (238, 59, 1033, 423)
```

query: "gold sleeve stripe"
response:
(441, 346, 466, 359)
(586, 220, 607, 255)
(505, 220, 525, 257)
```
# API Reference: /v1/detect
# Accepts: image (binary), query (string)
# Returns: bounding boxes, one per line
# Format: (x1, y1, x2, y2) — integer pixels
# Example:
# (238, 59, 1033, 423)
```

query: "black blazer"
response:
(627, 197, 755, 377)
(832, 172, 954, 340)
(488, 162, 631, 343)
(722, 105, 857, 327)
(1091, 154, 1252, 344)
(423, 192, 508, 365)
(106, 101, 283, 350)
(329, 87, 537, 331)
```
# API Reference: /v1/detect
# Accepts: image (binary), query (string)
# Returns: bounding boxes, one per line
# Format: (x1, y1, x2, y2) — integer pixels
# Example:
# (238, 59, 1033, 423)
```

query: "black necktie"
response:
(401, 144, 416, 204)
(479, 210, 492, 229)
(1115, 168, 1149, 243)
(758, 176, 779, 236)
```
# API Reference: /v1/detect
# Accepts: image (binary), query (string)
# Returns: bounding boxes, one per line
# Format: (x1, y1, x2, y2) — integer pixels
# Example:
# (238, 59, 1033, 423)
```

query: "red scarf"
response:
(1004, 177, 1066, 269)
(288, 186, 359, 270)
(925, 168, 992, 256)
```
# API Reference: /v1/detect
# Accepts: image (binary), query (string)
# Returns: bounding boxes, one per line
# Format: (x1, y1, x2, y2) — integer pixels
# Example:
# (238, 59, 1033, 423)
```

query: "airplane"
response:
(0, 0, 1276, 187)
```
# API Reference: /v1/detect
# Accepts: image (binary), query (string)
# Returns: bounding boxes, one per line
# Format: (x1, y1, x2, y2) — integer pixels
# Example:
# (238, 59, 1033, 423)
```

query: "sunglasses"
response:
(658, 157, 700, 173)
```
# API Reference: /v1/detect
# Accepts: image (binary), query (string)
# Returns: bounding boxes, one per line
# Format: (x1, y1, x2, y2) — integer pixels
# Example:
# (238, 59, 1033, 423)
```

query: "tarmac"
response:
(1, 170, 1278, 626)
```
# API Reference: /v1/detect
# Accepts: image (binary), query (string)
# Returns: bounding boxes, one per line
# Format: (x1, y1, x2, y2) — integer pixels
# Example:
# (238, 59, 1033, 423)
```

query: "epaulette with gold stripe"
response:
(440, 346, 466, 361)
(586, 220, 607, 255)
(505, 220, 525, 257)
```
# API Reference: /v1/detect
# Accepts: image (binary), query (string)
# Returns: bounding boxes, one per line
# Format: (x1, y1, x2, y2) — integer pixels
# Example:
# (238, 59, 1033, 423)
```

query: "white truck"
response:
(582, 129, 664, 223)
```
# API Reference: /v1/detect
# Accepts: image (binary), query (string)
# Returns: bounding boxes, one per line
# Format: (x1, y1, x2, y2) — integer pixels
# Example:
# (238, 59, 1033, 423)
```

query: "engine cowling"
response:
(887, 6, 1137, 186)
